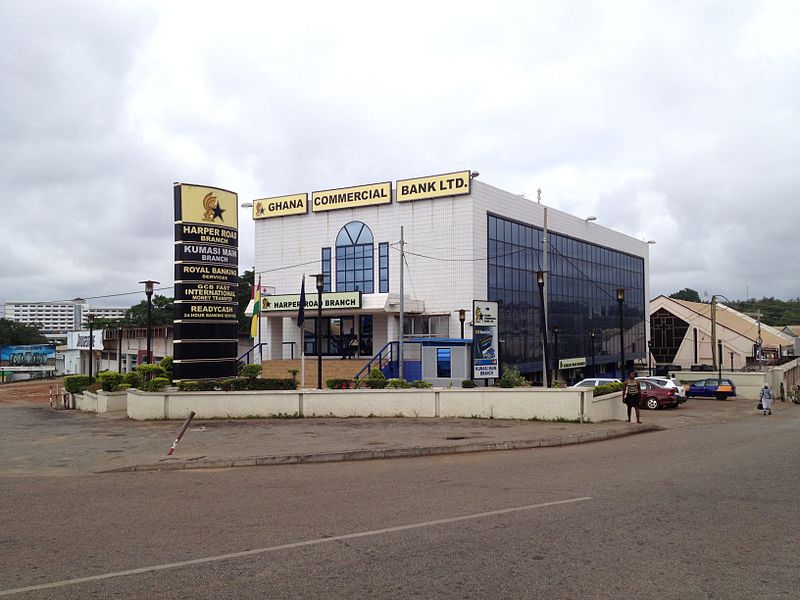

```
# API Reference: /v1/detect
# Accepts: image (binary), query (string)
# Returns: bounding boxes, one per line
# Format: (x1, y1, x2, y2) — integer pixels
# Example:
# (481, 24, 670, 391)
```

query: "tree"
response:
(0, 319, 48, 346)
(236, 269, 254, 333)
(669, 288, 702, 303)
(122, 295, 174, 327)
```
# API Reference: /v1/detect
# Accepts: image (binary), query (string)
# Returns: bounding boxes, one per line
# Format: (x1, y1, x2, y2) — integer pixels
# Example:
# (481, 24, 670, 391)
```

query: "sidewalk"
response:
(3, 394, 793, 477)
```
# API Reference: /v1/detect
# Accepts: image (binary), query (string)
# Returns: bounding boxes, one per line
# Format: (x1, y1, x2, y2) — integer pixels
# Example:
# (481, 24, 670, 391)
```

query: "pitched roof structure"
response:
(658, 297, 793, 348)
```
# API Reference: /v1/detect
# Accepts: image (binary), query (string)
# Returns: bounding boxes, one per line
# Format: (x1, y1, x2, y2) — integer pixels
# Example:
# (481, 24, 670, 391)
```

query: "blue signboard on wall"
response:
(0, 344, 56, 370)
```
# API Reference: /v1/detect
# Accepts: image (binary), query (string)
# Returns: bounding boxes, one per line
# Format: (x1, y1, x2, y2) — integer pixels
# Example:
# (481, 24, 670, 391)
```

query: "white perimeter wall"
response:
(126, 388, 626, 422)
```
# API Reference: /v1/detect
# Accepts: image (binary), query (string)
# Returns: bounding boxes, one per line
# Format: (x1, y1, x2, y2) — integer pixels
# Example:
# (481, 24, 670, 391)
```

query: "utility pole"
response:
(399, 226, 404, 381)
(710, 294, 730, 370)
(710, 296, 717, 369)
(542, 206, 549, 381)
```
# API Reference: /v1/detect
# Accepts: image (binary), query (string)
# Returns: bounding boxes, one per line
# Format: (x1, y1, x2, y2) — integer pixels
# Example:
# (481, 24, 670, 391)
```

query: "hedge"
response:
(64, 375, 92, 394)
(593, 382, 625, 397)
(240, 364, 263, 379)
(97, 371, 124, 392)
(176, 377, 296, 392)
(144, 377, 170, 392)
(123, 371, 143, 389)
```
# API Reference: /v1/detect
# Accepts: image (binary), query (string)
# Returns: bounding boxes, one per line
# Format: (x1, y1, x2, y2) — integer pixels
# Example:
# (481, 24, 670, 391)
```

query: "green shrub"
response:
(386, 378, 411, 389)
(462, 379, 477, 388)
(64, 375, 92, 394)
(498, 365, 527, 388)
(248, 378, 296, 391)
(364, 379, 388, 389)
(136, 364, 167, 382)
(159, 356, 173, 381)
(175, 377, 297, 391)
(97, 371, 124, 392)
(177, 380, 198, 392)
(118, 383, 131, 390)
(177, 379, 215, 392)
(326, 378, 357, 389)
(367, 367, 386, 380)
(412, 380, 432, 388)
(593, 382, 624, 397)
(240, 364, 263, 379)
(123, 371, 143, 389)
(144, 377, 170, 392)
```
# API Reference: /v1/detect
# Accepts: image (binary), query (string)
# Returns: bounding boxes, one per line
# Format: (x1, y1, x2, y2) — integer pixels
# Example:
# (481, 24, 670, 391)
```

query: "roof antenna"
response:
(537, 188, 542, 203)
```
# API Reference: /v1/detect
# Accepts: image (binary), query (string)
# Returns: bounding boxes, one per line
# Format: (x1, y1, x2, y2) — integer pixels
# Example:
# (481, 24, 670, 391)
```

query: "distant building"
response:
(781, 325, 800, 356)
(649, 296, 795, 370)
(3, 298, 128, 341)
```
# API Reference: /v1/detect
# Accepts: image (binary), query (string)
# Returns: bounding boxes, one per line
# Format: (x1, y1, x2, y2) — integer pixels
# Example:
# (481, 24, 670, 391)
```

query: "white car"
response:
(636, 376, 687, 402)
(571, 378, 621, 388)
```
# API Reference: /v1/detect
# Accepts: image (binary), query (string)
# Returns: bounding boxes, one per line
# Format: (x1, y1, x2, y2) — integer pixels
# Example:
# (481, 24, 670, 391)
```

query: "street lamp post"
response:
(553, 324, 561, 383)
(589, 330, 597, 378)
(87, 314, 95, 379)
(616, 288, 625, 379)
(458, 309, 466, 339)
(139, 280, 159, 365)
(314, 273, 324, 389)
(536, 271, 551, 387)
(648, 339, 653, 376)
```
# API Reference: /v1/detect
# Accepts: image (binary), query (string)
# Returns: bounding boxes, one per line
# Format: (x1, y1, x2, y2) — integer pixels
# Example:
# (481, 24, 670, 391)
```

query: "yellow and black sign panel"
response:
(396, 170, 471, 203)
(311, 182, 391, 212)
(175, 183, 239, 229)
(252, 193, 308, 219)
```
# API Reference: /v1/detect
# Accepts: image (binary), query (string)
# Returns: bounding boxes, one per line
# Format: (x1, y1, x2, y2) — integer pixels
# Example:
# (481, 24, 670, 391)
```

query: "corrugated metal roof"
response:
(668, 298, 793, 347)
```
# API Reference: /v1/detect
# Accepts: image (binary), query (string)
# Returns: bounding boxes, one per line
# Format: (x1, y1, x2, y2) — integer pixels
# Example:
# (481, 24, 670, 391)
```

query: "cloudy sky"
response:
(1, 0, 798, 309)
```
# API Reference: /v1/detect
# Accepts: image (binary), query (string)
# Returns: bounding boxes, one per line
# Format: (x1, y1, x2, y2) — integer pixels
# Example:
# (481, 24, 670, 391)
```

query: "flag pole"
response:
(257, 275, 263, 364)
(300, 273, 306, 389)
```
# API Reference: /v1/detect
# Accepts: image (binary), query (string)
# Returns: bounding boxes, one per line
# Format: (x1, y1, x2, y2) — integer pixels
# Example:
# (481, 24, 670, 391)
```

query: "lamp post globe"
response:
(139, 280, 160, 365)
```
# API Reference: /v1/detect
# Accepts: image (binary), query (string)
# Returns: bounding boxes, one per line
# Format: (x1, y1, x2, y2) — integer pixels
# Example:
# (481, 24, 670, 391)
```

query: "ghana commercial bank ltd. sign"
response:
(251, 170, 471, 219)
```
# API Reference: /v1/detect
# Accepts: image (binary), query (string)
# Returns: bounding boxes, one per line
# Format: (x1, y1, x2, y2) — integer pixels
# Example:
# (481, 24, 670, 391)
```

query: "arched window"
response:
(336, 221, 374, 293)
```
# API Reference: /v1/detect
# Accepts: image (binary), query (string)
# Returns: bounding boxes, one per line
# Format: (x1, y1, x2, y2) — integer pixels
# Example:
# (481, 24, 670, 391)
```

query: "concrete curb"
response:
(99, 423, 661, 474)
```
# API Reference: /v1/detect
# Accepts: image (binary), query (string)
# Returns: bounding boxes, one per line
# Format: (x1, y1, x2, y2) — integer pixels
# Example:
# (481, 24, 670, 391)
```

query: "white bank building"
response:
(250, 170, 650, 384)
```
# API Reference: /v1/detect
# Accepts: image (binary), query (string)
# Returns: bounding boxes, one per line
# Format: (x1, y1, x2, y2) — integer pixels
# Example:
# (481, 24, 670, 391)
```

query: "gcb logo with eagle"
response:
(201, 192, 226, 223)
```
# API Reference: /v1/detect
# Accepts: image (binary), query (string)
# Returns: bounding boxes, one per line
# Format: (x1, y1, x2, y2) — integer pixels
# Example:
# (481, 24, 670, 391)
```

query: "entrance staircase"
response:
(260, 358, 371, 388)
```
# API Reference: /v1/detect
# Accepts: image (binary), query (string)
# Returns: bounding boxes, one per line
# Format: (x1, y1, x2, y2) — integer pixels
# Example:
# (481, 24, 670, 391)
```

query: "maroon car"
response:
(638, 379, 679, 409)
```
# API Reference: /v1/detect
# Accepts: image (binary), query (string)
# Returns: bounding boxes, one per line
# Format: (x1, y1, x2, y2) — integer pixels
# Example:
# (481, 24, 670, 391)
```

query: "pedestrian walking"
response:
(760, 383, 774, 415)
(623, 371, 642, 423)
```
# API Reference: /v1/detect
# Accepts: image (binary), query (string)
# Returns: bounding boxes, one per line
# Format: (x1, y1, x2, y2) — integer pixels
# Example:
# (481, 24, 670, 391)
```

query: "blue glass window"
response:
(336, 221, 374, 293)
(379, 242, 389, 293)
(436, 348, 451, 378)
(321, 247, 331, 292)
(487, 213, 645, 379)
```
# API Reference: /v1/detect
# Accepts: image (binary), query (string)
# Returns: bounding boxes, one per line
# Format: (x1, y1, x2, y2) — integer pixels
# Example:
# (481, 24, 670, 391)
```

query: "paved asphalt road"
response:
(1, 403, 798, 599)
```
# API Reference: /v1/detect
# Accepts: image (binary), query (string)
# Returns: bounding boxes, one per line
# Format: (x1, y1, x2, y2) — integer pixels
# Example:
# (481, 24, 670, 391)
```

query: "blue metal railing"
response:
(354, 341, 397, 380)
(238, 343, 268, 365)
(354, 341, 423, 381)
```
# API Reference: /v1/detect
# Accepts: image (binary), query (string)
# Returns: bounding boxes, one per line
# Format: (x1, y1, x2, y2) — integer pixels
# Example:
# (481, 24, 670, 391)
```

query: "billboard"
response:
(0, 344, 57, 372)
(472, 300, 499, 379)
(311, 181, 392, 212)
(395, 170, 471, 202)
(173, 183, 239, 381)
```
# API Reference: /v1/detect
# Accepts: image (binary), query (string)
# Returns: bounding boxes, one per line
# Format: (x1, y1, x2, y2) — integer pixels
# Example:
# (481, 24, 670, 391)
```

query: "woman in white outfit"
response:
(760, 384, 774, 416)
